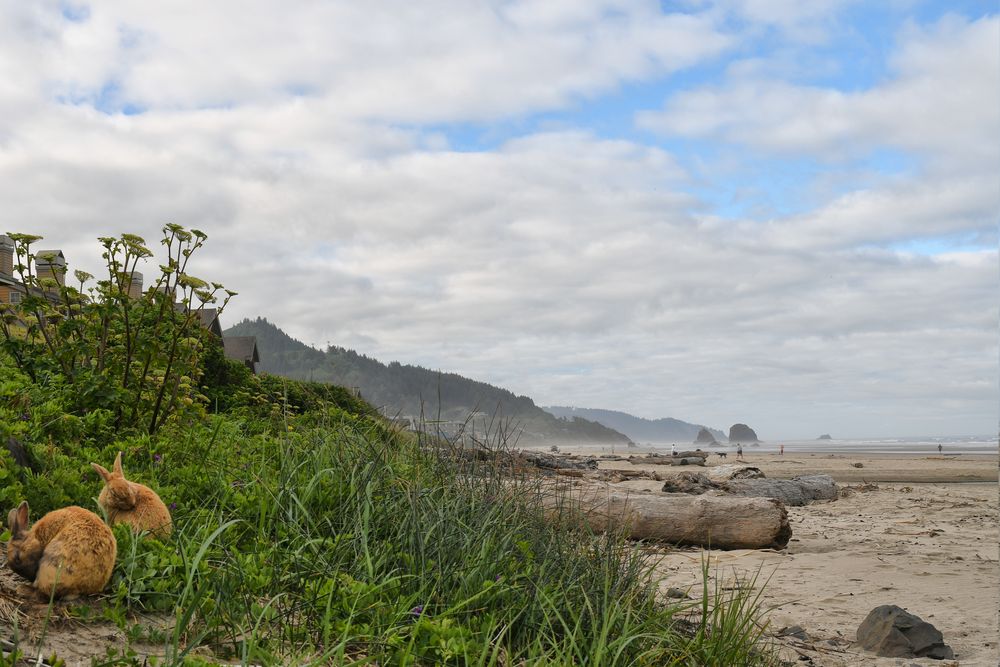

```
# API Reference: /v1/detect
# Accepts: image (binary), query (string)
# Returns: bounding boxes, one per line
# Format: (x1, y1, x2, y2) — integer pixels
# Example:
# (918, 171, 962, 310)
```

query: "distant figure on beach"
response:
(736, 444, 743, 460)
(779, 444, 784, 456)
(671, 444, 676, 457)
(938, 444, 942, 454)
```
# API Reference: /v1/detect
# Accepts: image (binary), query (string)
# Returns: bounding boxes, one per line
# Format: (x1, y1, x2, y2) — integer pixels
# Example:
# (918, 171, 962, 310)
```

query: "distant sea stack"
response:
(694, 427, 718, 445)
(817, 434, 832, 440)
(728, 423, 759, 443)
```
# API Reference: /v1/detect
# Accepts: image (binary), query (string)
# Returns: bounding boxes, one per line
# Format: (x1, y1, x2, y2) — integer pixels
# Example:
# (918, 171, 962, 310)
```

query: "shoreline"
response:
(543, 448, 998, 484)
(550, 448, 998, 665)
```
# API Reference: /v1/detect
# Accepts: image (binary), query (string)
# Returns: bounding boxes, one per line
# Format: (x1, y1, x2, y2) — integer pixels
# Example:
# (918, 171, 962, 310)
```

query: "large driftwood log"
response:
(632, 452, 708, 466)
(706, 464, 765, 482)
(674, 450, 709, 459)
(521, 452, 598, 470)
(672, 456, 706, 466)
(725, 475, 838, 506)
(550, 487, 791, 549)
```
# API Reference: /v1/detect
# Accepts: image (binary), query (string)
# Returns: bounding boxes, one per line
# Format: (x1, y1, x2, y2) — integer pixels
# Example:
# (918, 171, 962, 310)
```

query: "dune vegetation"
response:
(0, 228, 776, 666)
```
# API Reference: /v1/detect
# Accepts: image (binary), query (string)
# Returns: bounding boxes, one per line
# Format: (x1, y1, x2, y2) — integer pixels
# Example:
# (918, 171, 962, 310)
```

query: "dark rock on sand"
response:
(856, 605, 954, 659)
(728, 423, 759, 443)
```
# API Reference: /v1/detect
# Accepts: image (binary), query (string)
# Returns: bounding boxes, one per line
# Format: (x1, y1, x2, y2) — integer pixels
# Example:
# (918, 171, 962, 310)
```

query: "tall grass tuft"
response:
(93, 411, 780, 665)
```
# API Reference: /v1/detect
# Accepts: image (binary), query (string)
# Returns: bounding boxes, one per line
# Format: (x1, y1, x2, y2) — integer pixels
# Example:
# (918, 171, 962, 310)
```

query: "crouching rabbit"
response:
(92, 451, 172, 538)
(6, 501, 116, 600)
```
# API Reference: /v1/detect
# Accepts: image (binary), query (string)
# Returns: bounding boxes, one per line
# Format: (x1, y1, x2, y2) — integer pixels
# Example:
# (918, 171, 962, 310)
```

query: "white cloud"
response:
(4, 1, 733, 122)
(0, 2, 994, 438)
(638, 14, 1000, 170)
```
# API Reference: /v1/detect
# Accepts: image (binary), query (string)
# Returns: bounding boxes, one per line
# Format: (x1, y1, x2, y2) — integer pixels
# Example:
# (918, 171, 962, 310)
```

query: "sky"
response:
(0, 1, 996, 439)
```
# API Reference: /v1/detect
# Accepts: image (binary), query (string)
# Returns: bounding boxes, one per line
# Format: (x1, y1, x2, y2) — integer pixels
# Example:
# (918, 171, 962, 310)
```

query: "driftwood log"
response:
(672, 456, 706, 466)
(521, 452, 598, 470)
(706, 464, 765, 482)
(632, 452, 708, 466)
(549, 487, 791, 549)
(725, 475, 838, 506)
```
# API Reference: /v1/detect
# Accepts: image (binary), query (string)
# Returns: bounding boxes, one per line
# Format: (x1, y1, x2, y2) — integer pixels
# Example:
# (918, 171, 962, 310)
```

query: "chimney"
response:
(0, 235, 12, 276)
(35, 250, 66, 289)
(126, 271, 144, 299)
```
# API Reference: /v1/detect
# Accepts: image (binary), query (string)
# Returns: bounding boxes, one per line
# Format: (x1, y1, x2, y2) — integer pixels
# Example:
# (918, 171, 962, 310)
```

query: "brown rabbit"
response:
(91, 451, 172, 538)
(6, 501, 116, 600)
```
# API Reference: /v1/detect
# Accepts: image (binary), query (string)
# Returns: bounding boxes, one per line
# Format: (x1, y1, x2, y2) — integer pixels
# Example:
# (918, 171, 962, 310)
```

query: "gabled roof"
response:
(223, 336, 260, 364)
(175, 305, 223, 337)
(196, 307, 220, 333)
(35, 250, 66, 266)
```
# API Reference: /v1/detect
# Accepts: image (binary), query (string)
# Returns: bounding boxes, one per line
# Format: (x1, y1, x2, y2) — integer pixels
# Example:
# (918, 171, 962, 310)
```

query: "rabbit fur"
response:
(92, 451, 172, 538)
(6, 501, 116, 600)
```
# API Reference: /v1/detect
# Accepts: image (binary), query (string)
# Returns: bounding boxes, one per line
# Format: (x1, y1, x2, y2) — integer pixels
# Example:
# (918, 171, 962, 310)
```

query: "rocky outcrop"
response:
(817, 434, 832, 440)
(694, 427, 718, 445)
(856, 605, 953, 659)
(728, 423, 759, 443)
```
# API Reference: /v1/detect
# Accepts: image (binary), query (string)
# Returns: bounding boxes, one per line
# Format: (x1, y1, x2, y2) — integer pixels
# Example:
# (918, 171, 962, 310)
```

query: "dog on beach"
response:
(716, 452, 727, 459)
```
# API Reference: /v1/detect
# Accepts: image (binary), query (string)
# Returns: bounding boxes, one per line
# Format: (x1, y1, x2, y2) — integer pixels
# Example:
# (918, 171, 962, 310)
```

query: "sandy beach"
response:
(585, 450, 999, 665)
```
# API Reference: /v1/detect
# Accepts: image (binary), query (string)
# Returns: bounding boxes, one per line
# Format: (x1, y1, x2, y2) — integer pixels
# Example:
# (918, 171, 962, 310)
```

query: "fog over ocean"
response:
(551, 436, 998, 456)
(757, 436, 997, 455)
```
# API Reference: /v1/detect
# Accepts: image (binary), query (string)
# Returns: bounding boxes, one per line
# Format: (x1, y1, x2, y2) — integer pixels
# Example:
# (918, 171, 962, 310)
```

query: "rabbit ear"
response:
(113, 451, 124, 476)
(10, 501, 29, 535)
(92, 462, 112, 482)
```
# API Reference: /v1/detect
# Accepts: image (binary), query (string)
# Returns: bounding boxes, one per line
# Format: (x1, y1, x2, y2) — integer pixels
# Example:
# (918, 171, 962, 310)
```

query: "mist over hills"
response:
(225, 318, 631, 446)
(542, 406, 725, 444)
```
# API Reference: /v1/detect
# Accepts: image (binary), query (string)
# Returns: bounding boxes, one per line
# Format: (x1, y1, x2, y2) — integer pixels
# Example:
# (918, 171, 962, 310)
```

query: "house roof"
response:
(223, 336, 260, 364)
(196, 307, 218, 328)
(35, 250, 66, 266)
(176, 305, 224, 337)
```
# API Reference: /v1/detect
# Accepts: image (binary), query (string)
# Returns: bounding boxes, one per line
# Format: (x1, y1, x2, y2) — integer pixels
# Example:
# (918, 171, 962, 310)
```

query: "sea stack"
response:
(694, 427, 718, 445)
(728, 423, 759, 443)
(817, 434, 832, 440)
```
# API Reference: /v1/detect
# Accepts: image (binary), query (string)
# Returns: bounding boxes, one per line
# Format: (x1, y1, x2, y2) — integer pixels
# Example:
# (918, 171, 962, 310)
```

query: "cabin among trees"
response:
(0, 234, 259, 374)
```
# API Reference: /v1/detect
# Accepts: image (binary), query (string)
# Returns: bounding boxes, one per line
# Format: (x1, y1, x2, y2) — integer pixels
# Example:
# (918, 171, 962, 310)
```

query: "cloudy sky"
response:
(1, 1, 996, 438)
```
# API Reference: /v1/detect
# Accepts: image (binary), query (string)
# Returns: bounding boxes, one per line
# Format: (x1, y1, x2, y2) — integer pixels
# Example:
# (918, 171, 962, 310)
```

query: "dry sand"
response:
(596, 451, 999, 666)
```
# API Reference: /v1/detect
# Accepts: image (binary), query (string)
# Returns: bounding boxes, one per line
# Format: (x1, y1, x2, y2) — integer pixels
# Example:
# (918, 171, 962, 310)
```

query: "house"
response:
(223, 336, 260, 373)
(0, 236, 65, 305)
(0, 235, 22, 304)
(0, 234, 260, 374)
(188, 307, 261, 373)
(193, 307, 224, 338)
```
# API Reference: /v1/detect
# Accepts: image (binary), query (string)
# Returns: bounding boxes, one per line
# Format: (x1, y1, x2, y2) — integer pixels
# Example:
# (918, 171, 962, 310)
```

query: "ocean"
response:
(669, 435, 998, 456)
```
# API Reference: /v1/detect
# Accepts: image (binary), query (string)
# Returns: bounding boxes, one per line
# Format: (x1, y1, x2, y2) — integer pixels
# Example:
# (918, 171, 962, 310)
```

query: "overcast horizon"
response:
(1, 1, 996, 440)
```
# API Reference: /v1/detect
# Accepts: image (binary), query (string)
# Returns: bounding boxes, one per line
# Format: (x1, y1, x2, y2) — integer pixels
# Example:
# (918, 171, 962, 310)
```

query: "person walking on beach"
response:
(671, 443, 677, 457)
(779, 444, 784, 456)
(736, 444, 743, 460)
(938, 444, 943, 454)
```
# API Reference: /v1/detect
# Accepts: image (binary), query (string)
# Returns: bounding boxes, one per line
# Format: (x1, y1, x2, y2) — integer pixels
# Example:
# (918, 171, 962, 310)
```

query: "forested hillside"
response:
(226, 318, 631, 446)
(543, 406, 726, 444)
